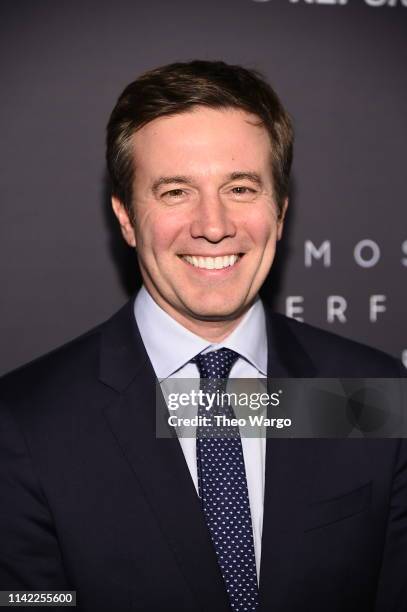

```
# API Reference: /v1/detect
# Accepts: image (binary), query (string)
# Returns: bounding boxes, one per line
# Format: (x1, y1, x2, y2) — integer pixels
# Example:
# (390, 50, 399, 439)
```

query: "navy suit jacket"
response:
(0, 299, 406, 611)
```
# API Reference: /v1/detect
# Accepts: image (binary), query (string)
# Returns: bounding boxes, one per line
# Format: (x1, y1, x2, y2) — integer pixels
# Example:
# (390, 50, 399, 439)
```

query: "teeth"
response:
(183, 255, 239, 270)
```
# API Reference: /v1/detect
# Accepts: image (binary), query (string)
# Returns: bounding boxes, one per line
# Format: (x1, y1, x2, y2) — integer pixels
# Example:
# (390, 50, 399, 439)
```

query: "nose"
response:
(190, 194, 237, 243)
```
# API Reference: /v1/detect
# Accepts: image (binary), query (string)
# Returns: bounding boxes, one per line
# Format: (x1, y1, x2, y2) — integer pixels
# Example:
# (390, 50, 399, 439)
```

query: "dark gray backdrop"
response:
(1, 0, 406, 375)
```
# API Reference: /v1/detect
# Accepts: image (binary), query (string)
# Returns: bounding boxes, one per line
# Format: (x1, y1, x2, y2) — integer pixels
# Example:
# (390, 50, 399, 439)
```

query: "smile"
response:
(181, 254, 241, 270)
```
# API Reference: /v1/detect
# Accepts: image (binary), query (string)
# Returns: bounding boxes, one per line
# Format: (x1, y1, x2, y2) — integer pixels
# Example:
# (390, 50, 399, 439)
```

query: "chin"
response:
(185, 297, 250, 322)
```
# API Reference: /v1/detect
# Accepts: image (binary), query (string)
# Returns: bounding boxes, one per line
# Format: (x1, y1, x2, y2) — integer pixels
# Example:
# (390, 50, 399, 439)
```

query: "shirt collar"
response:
(134, 286, 268, 380)
(219, 301, 267, 376)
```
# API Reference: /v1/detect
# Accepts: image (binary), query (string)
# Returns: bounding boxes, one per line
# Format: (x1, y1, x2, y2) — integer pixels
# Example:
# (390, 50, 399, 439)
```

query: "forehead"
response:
(131, 107, 272, 177)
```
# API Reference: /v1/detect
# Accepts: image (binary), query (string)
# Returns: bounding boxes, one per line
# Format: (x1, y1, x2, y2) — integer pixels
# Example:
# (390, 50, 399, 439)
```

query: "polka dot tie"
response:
(191, 348, 259, 611)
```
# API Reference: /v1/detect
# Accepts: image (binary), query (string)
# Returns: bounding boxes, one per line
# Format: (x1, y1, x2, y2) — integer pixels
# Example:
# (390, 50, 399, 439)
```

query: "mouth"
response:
(180, 254, 243, 270)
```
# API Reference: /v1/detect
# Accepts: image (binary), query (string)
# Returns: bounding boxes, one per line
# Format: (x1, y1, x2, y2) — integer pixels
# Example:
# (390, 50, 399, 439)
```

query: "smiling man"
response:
(112, 105, 285, 339)
(0, 61, 406, 612)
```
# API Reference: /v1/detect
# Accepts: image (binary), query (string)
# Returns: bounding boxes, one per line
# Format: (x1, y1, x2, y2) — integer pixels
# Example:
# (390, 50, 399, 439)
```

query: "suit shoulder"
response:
(0, 322, 104, 404)
(268, 311, 403, 377)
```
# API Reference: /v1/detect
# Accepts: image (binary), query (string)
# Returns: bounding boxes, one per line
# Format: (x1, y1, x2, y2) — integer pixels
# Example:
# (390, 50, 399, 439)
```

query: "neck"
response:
(173, 312, 247, 343)
(146, 290, 253, 343)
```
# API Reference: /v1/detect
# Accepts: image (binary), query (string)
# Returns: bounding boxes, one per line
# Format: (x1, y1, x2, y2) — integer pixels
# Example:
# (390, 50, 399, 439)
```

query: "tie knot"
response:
(191, 348, 239, 380)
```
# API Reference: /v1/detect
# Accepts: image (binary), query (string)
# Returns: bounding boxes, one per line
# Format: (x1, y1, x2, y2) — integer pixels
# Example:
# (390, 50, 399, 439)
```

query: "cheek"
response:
(243, 208, 278, 246)
(136, 209, 185, 255)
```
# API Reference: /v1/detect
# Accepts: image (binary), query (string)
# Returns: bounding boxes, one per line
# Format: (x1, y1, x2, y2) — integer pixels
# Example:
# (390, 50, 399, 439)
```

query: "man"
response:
(0, 61, 406, 612)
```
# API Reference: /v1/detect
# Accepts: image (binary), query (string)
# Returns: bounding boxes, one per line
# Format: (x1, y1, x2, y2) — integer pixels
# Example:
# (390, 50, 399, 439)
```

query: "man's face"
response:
(113, 107, 286, 328)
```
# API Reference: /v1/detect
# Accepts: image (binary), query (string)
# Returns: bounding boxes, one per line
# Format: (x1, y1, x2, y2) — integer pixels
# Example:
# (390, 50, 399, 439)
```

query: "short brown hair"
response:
(106, 60, 293, 218)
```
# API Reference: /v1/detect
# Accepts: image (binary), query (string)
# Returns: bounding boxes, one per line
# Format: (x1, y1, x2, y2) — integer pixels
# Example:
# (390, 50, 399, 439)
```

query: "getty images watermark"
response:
(156, 378, 407, 439)
(166, 386, 288, 430)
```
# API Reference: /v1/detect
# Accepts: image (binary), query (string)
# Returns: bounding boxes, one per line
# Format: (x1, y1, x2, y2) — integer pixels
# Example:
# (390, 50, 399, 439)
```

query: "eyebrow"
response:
(228, 171, 263, 186)
(151, 171, 263, 194)
(151, 176, 193, 194)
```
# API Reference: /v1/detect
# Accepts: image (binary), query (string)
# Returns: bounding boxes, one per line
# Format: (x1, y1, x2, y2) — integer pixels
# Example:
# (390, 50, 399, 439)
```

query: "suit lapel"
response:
(100, 300, 230, 612)
(264, 309, 317, 379)
(259, 309, 318, 608)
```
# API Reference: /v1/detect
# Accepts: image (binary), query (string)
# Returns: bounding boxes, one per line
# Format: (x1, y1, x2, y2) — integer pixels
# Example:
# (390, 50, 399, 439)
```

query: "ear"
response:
(277, 198, 288, 240)
(111, 196, 137, 248)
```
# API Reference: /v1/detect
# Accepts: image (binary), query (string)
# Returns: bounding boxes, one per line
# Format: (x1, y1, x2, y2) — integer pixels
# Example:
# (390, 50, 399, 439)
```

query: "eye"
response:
(162, 188, 186, 199)
(228, 186, 258, 200)
(231, 186, 256, 195)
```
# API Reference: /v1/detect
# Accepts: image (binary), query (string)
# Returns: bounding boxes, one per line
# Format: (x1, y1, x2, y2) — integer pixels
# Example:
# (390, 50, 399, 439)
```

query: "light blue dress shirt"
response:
(134, 286, 267, 579)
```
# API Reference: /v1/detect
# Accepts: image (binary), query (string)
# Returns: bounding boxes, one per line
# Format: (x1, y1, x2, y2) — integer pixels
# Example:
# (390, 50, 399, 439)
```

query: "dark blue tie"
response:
(191, 348, 259, 612)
